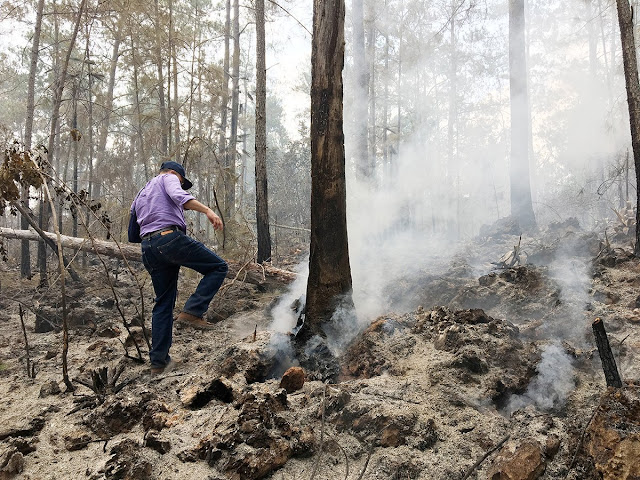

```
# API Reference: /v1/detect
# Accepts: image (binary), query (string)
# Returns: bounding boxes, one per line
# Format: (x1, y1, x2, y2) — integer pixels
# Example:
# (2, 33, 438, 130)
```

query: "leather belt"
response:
(141, 226, 178, 240)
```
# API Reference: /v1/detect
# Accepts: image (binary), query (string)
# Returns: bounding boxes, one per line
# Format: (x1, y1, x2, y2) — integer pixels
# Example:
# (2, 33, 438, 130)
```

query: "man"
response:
(130, 161, 227, 374)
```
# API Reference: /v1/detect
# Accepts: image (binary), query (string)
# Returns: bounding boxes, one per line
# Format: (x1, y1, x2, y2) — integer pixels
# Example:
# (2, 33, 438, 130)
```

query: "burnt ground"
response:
(1, 219, 640, 480)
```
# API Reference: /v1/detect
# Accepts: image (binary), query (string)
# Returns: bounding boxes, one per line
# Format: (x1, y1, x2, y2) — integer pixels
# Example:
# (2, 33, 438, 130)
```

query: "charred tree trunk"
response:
(592, 317, 623, 388)
(509, 0, 536, 229)
(615, 0, 640, 256)
(254, 0, 272, 264)
(304, 0, 353, 335)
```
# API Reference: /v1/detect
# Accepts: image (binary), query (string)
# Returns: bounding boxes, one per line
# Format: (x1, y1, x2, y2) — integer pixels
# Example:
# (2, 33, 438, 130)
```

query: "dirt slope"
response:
(0, 222, 639, 480)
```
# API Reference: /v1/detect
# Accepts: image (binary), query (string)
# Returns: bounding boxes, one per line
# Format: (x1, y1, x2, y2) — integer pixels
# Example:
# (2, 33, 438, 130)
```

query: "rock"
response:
(586, 388, 640, 480)
(225, 439, 292, 480)
(413, 419, 438, 451)
(280, 367, 305, 393)
(488, 440, 546, 480)
(141, 401, 171, 432)
(1, 451, 24, 476)
(96, 325, 121, 338)
(104, 439, 152, 480)
(64, 430, 92, 451)
(144, 430, 171, 454)
(39, 380, 61, 397)
(85, 398, 142, 437)
(291, 426, 315, 458)
(544, 434, 561, 459)
(34, 310, 57, 333)
(180, 378, 234, 409)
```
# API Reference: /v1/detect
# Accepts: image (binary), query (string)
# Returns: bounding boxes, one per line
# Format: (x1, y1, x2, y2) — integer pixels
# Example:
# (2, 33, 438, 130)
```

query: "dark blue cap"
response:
(160, 161, 193, 190)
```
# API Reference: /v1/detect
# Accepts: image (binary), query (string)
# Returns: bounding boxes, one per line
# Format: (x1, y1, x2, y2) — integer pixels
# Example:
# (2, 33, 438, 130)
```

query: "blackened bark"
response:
(254, 0, 272, 264)
(592, 317, 623, 388)
(615, 0, 640, 256)
(305, 0, 353, 331)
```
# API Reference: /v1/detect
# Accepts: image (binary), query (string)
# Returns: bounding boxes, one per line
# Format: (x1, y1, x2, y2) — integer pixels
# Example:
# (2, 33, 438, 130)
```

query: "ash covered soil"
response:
(1, 219, 640, 480)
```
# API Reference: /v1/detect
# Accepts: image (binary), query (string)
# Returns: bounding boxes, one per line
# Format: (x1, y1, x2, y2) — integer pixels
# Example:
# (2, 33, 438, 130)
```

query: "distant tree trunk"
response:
(84, 19, 94, 267)
(509, 0, 536, 228)
(218, 0, 231, 217)
(170, 0, 180, 158)
(305, 0, 353, 333)
(22, 0, 46, 278)
(227, 0, 240, 217)
(130, 30, 148, 179)
(366, 2, 377, 178)
(95, 18, 121, 199)
(352, 0, 369, 181)
(396, 0, 403, 165)
(154, 0, 168, 155)
(71, 83, 79, 238)
(42, 0, 87, 285)
(254, 0, 272, 264)
(615, 0, 640, 255)
(382, 2, 389, 185)
(448, 6, 458, 237)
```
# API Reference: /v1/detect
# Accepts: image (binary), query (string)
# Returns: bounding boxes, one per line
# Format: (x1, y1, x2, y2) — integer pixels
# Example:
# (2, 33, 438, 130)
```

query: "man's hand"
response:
(184, 199, 224, 230)
(206, 209, 223, 230)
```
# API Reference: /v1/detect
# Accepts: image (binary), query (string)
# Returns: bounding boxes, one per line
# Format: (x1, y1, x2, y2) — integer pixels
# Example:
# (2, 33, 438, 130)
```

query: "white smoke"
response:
(505, 342, 575, 414)
(269, 260, 309, 334)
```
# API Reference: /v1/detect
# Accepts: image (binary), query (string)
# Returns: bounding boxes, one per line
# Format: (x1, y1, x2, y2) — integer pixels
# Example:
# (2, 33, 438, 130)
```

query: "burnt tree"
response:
(255, 0, 272, 263)
(509, 0, 536, 229)
(304, 0, 353, 335)
(615, 0, 640, 256)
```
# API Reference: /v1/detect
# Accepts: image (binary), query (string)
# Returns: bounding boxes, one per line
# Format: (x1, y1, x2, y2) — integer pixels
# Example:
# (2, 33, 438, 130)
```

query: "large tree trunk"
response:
(21, 0, 45, 278)
(305, 0, 353, 334)
(509, 0, 536, 229)
(254, 0, 272, 264)
(352, 0, 369, 181)
(615, 0, 640, 255)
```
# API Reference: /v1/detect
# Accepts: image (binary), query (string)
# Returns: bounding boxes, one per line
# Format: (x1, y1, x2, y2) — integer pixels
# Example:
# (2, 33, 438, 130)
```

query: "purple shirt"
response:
(131, 173, 195, 237)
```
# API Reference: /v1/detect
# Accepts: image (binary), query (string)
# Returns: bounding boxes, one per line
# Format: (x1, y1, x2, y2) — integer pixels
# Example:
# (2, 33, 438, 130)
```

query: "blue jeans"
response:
(141, 230, 228, 367)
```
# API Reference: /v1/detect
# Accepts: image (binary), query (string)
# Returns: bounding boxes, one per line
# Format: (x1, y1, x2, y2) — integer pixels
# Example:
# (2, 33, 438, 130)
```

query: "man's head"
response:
(160, 161, 193, 190)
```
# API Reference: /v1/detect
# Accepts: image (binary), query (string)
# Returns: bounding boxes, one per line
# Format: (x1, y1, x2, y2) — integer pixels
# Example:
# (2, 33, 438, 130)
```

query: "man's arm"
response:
(184, 199, 223, 230)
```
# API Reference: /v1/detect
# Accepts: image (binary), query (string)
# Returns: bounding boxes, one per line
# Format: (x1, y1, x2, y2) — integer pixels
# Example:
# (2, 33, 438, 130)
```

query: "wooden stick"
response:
(592, 317, 623, 388)
(461, 435, 510, 480)
(18, 305, 33, 378)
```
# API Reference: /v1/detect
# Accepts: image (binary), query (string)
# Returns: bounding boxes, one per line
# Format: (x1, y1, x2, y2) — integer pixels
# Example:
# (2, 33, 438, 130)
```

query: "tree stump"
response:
(592, 317, 623, 388)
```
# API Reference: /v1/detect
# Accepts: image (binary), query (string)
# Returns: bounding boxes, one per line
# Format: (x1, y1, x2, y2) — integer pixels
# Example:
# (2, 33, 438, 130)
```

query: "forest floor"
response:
(1, 218, 639, 480)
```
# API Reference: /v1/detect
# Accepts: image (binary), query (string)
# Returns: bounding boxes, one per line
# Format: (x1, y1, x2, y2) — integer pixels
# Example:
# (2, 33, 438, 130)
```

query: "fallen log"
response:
(0, 226, 140, 262)
(0, 227, 296, 286)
